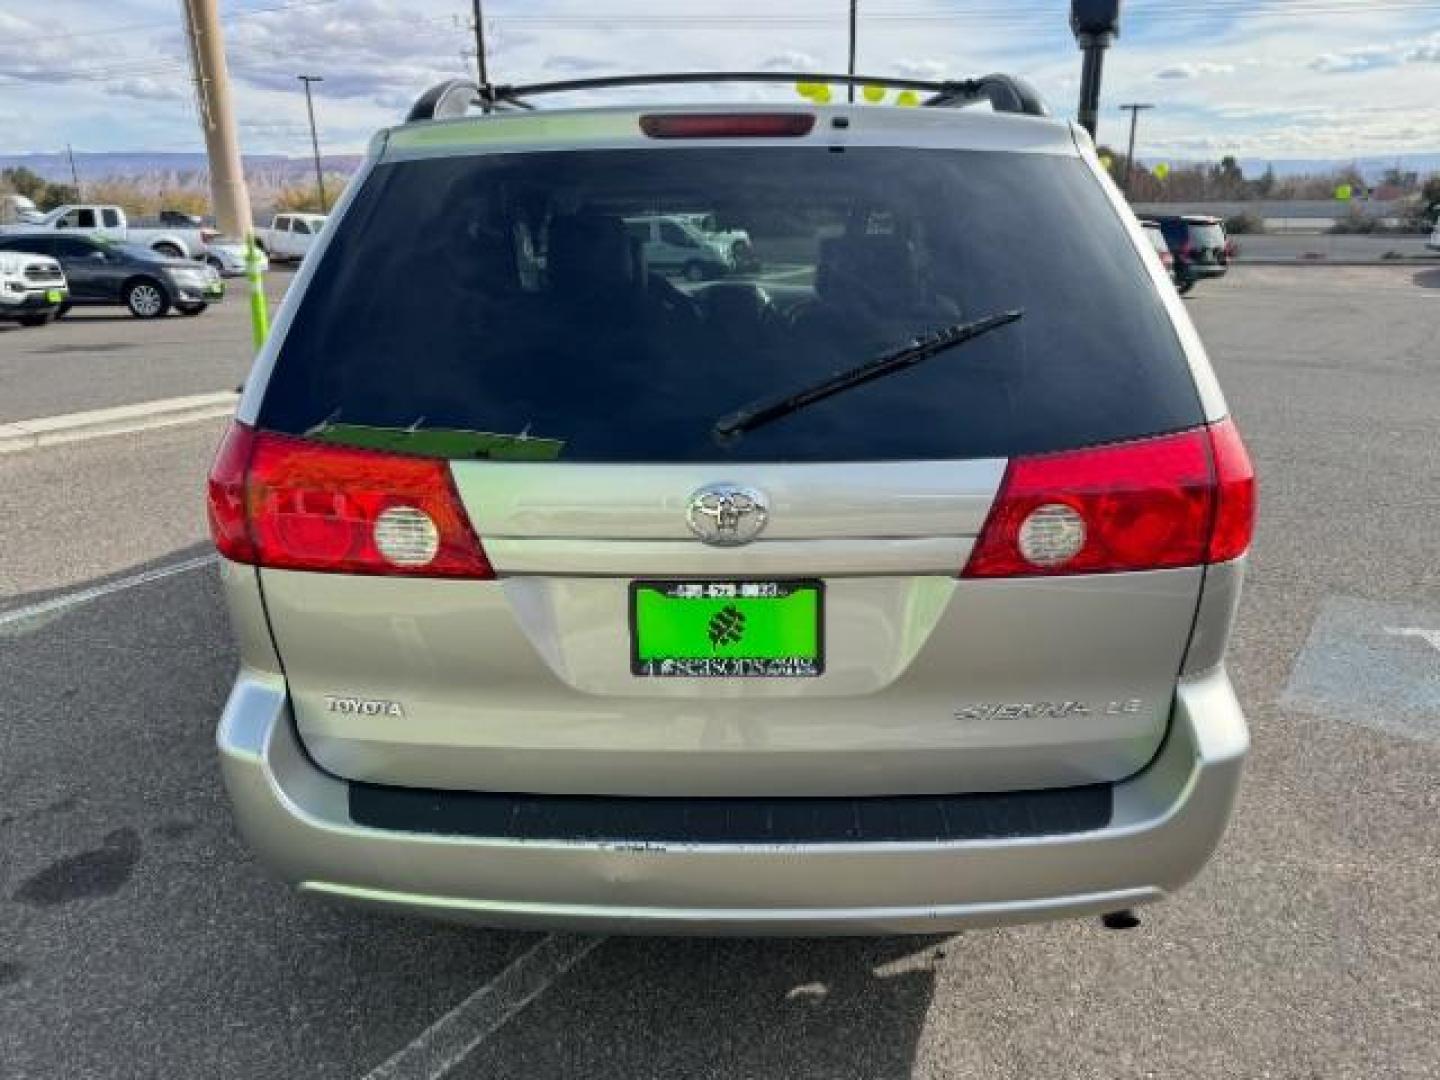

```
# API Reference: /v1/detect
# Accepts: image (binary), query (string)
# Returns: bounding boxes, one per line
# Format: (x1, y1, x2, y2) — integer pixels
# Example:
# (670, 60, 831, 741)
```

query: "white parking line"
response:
(0, 553, 218, 631)
(361, 933, 604, 1080)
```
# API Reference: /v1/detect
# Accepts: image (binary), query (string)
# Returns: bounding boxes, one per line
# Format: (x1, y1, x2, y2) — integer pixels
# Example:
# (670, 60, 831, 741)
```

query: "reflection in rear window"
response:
(260, 148, 1202, 462)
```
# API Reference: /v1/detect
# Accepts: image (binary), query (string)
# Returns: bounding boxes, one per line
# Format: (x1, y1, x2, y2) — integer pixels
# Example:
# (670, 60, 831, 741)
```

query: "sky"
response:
(1, 0, 1438, 161)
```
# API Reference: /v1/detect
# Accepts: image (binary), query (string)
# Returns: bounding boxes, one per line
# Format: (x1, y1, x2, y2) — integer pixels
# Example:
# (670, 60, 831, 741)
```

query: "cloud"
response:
(758, 51, 821, 72)
(1307, 33, 1440, 73)
(1153, 62, 1236, 80)
(106, 77, 189, 103)
(891, 58, 949, 81)
(1308, 47, 1398, 73)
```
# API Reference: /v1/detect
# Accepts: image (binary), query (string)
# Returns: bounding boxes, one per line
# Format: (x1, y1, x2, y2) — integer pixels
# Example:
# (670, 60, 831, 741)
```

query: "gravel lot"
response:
(1, 265, 1437, 1079)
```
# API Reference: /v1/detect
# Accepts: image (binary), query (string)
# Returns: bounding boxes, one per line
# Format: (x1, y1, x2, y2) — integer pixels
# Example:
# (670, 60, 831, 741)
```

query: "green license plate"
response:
(630, 580, 823, 678)
(45, 289, 63, 304)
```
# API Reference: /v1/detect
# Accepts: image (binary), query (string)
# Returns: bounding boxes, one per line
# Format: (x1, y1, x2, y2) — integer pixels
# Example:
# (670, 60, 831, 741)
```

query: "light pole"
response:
(297, 74, 327, 212)
(1119, 102, 1154, 196)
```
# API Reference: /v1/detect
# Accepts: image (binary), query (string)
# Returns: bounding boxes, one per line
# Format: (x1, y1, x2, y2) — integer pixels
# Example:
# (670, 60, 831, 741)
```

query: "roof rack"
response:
(405, 71, 1049, 124)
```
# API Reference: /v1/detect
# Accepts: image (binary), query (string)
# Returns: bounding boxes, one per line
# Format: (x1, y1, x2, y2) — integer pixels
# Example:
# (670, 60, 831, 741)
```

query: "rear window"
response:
(1188, 222, 1225, 247)
(260, 147, 1202, 462)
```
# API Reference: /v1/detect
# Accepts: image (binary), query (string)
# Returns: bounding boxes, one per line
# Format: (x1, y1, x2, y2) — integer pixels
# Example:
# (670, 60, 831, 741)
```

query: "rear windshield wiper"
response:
(712, 308, 1025, 443)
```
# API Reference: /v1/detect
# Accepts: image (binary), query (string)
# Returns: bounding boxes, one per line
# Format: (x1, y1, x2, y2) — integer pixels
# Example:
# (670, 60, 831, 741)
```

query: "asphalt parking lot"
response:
(0, 269, 294, 424)
(2, 265, 1438, 1078)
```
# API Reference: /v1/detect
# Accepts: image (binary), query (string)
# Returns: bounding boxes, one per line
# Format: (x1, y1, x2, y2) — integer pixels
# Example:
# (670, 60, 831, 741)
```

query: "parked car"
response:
(202, 238, 268, 278)
(1428, 220, 1440, 251)
(255, 213, 327, 262)
(677, 211, 760, 271)
(0, 248, 68, 326)
(0, 202, 215, 260)
(1150, 215, 1230, 292)
(1, 192, 44, 227)
(209, 79, 1255, 936)
(623, 213, 736, 280)
(0, 234, 223, 318)
(1140, 219, 1183, 291)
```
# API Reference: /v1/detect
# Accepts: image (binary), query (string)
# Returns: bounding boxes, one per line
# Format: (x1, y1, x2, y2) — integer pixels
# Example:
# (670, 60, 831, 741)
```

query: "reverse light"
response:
(963, 421, 1255, 578)
(206, 422, 493, 578)
(640, 113, 816, 139)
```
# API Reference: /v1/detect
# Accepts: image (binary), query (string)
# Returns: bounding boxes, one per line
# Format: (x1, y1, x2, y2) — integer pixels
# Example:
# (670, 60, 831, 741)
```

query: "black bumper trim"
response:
(348, 781, 1113, 844)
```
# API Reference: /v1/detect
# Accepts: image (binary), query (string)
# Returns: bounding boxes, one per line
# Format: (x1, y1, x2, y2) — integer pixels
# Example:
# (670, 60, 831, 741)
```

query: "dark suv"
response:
(0, 234, 223, 318)
(1150, 215, 1230, 293)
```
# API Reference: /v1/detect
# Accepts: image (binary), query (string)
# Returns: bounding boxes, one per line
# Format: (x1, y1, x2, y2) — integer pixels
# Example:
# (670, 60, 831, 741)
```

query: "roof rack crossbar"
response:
(406, 71, 1049, 123)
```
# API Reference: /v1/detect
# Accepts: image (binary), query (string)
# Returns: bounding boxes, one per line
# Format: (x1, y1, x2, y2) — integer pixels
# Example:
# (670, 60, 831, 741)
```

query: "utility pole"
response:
(847, 0, 857, 103)
(180, 0, 252, 239)
(65, 143, 81, 199)
(1118, 102, 1154, 196)
(297, 75, 327, 212)
(471, 0, 492, 111)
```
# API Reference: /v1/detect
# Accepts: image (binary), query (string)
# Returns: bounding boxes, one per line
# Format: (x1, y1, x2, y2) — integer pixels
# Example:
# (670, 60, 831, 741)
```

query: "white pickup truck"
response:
(255, 212, 327, 262)
(0, 203, 213, 259)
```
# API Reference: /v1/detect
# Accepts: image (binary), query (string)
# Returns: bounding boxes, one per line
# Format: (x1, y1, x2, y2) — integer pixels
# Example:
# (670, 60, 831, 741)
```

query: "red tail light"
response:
(962, 421, 1255, 579)
(206, 422, 493, 578)
(640, 113, 816, 139)
(1206, 418, 1256, 562)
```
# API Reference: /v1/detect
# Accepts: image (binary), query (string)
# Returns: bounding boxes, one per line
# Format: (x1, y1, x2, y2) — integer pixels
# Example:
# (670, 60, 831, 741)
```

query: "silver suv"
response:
(208, 73, 1255, 935)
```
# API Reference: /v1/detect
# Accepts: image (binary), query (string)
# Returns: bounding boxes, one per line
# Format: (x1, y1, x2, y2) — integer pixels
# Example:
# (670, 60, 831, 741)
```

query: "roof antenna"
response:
(470, 0, 493, 113)
(1070, 0, 1123, 141)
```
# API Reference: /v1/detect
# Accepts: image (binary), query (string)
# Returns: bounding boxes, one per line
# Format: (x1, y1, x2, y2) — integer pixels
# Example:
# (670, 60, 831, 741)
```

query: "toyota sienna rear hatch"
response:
(220, 108, 1238, 798)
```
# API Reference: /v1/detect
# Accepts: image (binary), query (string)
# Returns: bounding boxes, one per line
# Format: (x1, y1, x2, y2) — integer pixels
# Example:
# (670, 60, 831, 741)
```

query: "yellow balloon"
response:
(795, 82, 821, 99)
(812, 84, 833, 104)
(1099, 154, 1114, 172)
(1154, 162, 1171, 180)
(862, 84, 885, 103)
(896, 89, 920, 107)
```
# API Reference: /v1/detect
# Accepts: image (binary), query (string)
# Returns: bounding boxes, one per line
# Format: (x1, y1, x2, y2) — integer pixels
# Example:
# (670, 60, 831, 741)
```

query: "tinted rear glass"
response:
(261, 147, 1201, 462)
(1188, 222, 1225, 247)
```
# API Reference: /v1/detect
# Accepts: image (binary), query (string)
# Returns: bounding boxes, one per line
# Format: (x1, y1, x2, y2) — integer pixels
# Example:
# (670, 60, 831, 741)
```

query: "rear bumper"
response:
(217, 668, 1247, 935)
(0, 288, 66, 316)
(1185, 262, 1228, 279)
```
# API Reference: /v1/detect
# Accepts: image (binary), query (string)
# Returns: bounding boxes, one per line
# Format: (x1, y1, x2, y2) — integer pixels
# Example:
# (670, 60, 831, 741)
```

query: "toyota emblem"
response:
(686, 484, 769, 547)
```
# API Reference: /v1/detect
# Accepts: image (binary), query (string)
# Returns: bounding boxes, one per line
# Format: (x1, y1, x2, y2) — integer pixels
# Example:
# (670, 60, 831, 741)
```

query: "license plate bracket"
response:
(630, 580, 824, 678)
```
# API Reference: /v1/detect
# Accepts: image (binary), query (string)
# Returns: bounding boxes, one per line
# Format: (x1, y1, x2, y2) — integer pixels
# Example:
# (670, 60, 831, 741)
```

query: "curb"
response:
(0, 391, 238, 455)
(1235, 257, 1440, 267)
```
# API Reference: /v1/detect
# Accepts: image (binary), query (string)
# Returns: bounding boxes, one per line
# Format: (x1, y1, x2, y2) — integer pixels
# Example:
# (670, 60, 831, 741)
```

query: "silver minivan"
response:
(209, 75, 1255, 935)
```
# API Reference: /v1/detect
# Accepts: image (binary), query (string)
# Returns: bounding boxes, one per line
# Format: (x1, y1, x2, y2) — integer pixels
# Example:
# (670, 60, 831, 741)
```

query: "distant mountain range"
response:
(0, 151, 366, 190)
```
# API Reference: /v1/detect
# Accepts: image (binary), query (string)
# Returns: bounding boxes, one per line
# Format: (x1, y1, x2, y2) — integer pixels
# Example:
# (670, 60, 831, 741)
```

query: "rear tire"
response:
(1177, 279, 1195, 296)
(55, 302, 71, 319)
(152, 242, 184, 258)
(125, 279, 170, 319)
(19, 312, 53, 327)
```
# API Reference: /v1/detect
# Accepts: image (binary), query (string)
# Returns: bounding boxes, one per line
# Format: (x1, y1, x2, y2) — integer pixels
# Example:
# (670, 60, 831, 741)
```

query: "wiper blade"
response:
(712, 308, 1025, 443)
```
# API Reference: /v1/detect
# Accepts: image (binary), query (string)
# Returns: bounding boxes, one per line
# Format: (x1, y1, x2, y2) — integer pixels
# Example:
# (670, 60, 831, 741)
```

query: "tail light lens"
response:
(640, 113, 816, 139)
(206, 422, 493, 578)
(1206, 418, 1256, 562)
(962, 421, 1255, 578)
